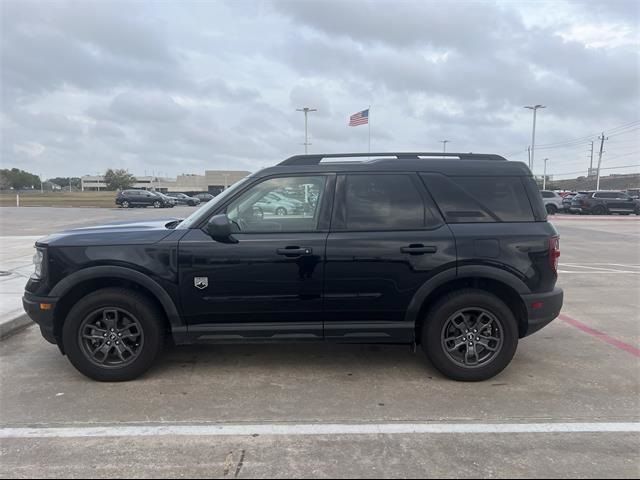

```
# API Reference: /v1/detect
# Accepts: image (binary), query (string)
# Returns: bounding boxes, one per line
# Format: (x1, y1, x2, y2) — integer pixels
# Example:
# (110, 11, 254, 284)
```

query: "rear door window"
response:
(334, 174, 439, 231)
(421, 175, 535, 223)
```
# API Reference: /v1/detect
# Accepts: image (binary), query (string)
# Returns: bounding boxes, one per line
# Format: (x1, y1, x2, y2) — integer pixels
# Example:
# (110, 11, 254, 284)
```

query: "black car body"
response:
(167, 193, 201, 206)
(24, 152, 563, 382)
(570, 191, 639, 215)
(116, 190, 173, 208)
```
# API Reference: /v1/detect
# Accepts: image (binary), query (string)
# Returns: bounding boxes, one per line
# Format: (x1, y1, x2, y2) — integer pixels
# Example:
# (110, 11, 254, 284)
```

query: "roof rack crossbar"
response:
(279, 152, 507, 166)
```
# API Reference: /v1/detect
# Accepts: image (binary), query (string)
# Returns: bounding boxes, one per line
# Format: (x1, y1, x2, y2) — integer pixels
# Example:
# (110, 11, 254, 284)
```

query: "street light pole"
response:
(440, 140, 450, 153)
(296, 107, 317, 154)
(524, 104, 546, 172)
(543, 158, 548, 190)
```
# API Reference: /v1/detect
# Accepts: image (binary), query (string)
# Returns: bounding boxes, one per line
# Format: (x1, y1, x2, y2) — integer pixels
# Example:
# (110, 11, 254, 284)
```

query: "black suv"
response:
(115, 190, 173, 209)
(570, 191, 640, 215)
(24, 153, 563, 382)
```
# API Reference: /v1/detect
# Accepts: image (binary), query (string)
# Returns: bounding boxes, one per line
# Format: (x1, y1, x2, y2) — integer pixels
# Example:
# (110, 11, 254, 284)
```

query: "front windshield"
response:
(177, 176, 253, 229)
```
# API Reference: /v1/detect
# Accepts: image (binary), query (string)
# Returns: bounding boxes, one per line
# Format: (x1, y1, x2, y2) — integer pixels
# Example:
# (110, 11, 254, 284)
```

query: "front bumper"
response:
(520, 287, 564, 337)
(22, 292, 58, 345)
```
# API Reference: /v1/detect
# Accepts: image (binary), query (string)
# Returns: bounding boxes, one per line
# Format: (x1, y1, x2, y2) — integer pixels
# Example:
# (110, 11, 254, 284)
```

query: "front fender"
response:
(49, 265, 183, 329)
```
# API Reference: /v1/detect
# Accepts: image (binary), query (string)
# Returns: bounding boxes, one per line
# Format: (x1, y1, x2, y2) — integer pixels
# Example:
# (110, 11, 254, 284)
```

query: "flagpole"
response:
(368, 105, 371, 153)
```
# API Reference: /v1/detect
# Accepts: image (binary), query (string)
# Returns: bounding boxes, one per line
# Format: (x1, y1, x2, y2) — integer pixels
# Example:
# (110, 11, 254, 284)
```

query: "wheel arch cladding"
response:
(50, 266, 182, 341)
(408, 271, 529, 342)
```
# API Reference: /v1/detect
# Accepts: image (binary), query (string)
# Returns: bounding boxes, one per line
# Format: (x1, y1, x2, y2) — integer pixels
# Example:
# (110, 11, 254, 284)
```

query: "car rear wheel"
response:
(421, 289, 518, 382)
(62, 288, 165, 382)
(546, 204, 557, 215)
(592, 205, 607, 215)
(276, 207, 287, 216)
(121, 200, 130, 208)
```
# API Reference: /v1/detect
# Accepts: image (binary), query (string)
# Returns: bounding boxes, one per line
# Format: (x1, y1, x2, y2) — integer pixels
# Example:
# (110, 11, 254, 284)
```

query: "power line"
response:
(535, 119, 640, 148)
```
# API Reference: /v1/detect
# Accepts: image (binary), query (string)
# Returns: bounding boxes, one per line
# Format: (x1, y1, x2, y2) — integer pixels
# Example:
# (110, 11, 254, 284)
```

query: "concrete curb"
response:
(0, 313, 33, 340)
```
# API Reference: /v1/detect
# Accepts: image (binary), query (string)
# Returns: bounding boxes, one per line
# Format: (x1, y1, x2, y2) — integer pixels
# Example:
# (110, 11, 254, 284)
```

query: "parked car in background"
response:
(194, 193, 214, 203)
(570, 191, 639, 215)
(152, 192, 176, 208)
(624, 188, 640, 199)
(540, 190, 563, 215)
(254, 192, 305, 216)
(116, 190, 173, 209)
(561, 192, 577, 212)
(167, 193, 201, 206)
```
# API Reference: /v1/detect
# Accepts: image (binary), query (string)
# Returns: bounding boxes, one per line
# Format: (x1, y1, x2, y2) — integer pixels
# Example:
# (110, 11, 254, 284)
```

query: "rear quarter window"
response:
(421, 174, 535, 223)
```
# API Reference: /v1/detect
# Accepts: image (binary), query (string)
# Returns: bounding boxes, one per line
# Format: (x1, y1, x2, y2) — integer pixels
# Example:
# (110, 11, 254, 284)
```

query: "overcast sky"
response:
(1, 0, 639, 179)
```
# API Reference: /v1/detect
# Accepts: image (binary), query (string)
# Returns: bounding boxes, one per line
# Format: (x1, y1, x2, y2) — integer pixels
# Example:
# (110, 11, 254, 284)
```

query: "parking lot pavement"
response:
(0, 209, 639, 478)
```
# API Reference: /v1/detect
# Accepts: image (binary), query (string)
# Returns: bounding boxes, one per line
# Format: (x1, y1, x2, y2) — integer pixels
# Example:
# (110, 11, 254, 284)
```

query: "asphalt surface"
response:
(0, 207, 639, 478)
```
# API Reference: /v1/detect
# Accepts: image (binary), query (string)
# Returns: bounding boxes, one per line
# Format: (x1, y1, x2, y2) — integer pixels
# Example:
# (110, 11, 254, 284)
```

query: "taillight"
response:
(550, 236, 560, 275)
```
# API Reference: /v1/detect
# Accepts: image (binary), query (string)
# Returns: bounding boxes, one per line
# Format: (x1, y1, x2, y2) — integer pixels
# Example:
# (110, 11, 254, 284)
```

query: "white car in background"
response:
(540, 190, 564, 215)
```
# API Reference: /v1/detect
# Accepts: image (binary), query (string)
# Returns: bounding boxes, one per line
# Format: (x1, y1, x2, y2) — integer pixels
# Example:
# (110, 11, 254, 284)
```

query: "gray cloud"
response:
(1, 0, 638, 179)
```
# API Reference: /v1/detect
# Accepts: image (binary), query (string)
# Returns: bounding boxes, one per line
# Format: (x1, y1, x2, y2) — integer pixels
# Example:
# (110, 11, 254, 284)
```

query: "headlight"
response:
(32, 249, 44, 280)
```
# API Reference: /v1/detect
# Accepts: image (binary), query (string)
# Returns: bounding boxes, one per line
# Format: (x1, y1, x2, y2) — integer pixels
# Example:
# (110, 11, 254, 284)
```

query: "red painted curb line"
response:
(559, 314, 640, 358)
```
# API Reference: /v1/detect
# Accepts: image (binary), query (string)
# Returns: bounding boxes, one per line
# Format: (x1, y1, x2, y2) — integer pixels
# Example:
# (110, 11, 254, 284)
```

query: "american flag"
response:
(349, 109, 369, 127)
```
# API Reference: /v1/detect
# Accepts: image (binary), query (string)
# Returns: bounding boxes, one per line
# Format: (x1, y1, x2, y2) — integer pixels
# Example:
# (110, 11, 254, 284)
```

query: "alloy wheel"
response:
(78, 307, 145, 368)
(441, 308, 504, 369)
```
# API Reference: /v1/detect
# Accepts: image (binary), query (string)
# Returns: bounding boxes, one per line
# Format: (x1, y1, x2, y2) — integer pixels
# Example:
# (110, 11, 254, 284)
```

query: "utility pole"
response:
(589, 141, 594, 175)
(440, 140, 450, 153)
(296, 107, 317, 154)
(543, 158, 548, 190)
(524, 104, 546, 172)
(40, 174, 44, 194)
(596, 133, 608, 191)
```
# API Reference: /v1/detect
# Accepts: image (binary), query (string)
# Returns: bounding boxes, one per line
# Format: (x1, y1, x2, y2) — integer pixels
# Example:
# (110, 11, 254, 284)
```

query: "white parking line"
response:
(1, 422, 639, 439)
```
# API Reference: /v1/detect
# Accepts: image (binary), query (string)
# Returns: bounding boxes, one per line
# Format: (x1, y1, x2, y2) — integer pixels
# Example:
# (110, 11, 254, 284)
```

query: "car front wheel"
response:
(153, 201, 162, 208)
(276, 207, 287, 216)
(546, 204, 557, 215)
(62, 288, 165, 382)
(421, 289, 518, 382)
(121, 200, 130, 208)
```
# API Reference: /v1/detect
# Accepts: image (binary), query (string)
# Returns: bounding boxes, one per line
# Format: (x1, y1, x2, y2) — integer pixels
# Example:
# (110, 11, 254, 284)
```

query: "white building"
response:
(81, 170, 250, 194)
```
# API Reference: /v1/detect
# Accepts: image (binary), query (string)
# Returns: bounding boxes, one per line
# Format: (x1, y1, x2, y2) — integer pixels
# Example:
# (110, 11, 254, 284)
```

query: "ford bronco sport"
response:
(23, 152, 563, 382)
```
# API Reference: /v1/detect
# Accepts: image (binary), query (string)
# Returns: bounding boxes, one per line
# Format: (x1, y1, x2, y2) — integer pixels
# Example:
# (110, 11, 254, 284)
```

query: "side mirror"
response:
(206, 214, 238, 244)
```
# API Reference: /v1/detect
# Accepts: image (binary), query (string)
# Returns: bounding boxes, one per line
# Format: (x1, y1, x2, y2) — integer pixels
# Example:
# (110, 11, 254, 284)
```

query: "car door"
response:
(178, 174, 334, 342)
(323, 173, 457, 343)
(615, 192, 636, 212)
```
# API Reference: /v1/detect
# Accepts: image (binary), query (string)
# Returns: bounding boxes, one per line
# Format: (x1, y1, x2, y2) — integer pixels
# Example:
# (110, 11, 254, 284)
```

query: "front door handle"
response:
(277, 246, 313, 257)
(401, 244, 437, 255)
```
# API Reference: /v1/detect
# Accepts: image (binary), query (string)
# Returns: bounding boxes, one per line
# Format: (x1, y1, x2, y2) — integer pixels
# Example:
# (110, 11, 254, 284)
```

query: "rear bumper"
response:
(22, 292, 58, 345)
(520, 287, 564, 337)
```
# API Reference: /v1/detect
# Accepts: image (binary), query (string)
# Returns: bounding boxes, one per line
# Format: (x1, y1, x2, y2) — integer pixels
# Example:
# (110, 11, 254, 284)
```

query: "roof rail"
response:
(278, 152, 508, 166)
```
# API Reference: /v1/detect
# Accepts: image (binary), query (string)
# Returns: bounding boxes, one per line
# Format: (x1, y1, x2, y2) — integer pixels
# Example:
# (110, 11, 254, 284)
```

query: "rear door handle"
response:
(277, 246, 313, 257)
(401, 245, 437, 255)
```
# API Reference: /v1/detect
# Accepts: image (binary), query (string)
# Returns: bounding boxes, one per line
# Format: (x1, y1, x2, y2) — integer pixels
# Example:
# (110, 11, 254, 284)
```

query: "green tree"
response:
(104, 169, 136, 191)
(0, 168, 41, 189)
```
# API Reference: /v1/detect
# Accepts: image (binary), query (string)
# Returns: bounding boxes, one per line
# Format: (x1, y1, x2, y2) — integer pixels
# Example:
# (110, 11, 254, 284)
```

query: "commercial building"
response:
(81, 170, 251, 194)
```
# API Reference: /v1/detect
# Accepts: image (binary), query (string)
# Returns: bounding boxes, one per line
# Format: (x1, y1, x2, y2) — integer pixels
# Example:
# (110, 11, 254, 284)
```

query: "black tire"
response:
(421, 289, 519, 382)
(545, 204, 557, 215)
(276, 207, 287, 216)
(592, 205, 607, 215)
(62, 288, 165, 382)
(121, 200, 130, 208)
(153, 200, 162, 208)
